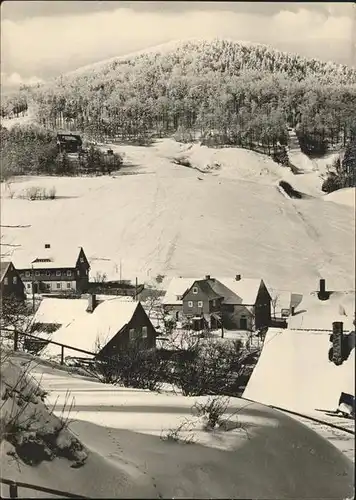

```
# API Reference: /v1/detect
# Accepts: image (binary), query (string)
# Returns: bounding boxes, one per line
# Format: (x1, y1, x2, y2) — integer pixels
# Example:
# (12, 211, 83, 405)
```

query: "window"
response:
(80, 257, 84, 263)
(46, 283, 51, 289)
(56, 270, 61, 277)
(56, 283, 61, 289)
(46, 271, 50, 277)
(77, 270, 80, 276)
(25, 271, 30, 277)
(142, 326, 148, 338)
(13, 277, 17, 284)
(26, 283, 32, 289)
(188, 301, 193, 308)
(4, 277, 8, 285)
(212, 299, 216, 307)
(192, 287, 198, 294)
(198, 301, 203, 308)
(67, 283, 71, 289)
(35, 271, 40, 277)
(67, 270, 72, 277)
(129, 328, 135, 341)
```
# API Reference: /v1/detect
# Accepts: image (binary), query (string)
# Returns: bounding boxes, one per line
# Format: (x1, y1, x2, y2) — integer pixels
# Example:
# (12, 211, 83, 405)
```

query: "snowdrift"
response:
(323, 187, 355, 208)
(15, 361, 353, 499)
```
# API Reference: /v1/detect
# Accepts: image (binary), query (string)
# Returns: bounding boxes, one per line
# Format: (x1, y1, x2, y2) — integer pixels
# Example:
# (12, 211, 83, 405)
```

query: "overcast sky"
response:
(1, 1, 355, 89)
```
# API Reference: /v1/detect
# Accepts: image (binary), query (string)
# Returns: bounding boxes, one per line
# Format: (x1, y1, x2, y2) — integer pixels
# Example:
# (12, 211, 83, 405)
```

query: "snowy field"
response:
(1, 139, 354, 293)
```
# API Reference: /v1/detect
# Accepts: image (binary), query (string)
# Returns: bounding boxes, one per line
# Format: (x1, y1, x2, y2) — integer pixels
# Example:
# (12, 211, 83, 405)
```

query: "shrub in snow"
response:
(90, 344, 169, 390)
(192, 396, 230, 431)
(0, 352, 87, 467)
(171, 338, 247, 397)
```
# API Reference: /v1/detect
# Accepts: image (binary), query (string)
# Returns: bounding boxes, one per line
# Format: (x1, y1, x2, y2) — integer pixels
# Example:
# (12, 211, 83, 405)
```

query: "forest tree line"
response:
(1, 40, 356, 160)
(0, 124, 123, 181)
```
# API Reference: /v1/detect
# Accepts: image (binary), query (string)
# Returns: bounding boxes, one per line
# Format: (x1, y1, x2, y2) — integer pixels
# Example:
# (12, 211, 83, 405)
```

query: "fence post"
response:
(13, 331, 18, 352)
(60, 345, 64, 365)
(9, 481, 18, 498)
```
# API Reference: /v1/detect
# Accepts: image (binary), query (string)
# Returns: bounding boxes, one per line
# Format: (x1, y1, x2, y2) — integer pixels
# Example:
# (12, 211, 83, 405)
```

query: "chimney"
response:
(205, 275, 211, 280)
(87, 293, 97, 313)
(45, 243, 51, 249)
(291, 306, 295, 316)
(235, 274, 241, 281)
(318, 278, 329, 301)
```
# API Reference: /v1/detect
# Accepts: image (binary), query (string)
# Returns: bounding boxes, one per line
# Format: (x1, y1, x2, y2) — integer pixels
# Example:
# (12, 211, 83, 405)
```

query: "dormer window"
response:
(80, 257, 84, 263)
(67, 270, 72, 277)
(192, 287, 198, 294)
(56, 270, 61, 277)
(177, 295, 183, 301)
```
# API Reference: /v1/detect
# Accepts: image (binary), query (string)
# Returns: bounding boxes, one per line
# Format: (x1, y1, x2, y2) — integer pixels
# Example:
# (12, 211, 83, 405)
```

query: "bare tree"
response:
(93, 271, 107, 283)
(271, 292, 280, 319)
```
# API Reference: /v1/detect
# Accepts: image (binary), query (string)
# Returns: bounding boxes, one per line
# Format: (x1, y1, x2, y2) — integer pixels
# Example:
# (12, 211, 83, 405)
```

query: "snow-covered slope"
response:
(323, 187, 355, 208)
(1, 139, 354, 291)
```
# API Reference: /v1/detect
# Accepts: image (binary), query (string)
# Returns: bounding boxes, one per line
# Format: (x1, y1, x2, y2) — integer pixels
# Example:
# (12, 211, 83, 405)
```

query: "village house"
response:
(56, 133, 82, 154)
(0, 261, 25, 302)
(163, 274, 271, 331)
(12, 244, 90, 295)
(30, 294, 157, 359)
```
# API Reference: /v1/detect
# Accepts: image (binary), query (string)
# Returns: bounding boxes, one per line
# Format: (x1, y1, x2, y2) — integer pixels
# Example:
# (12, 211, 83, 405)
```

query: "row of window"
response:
(25, 282, 72, 290)
(3, 276, 18, 285)
(22, 269, 86, 278)
(187, 300, 204, 308)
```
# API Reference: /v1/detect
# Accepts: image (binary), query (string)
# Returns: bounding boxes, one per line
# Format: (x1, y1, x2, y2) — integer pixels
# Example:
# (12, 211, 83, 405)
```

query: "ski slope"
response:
(243, 328, 355, 416)
(1, 139, 354, 291)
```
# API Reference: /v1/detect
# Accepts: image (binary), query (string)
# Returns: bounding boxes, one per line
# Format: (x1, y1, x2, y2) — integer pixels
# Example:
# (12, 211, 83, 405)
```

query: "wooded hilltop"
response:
(2, 39, 356, 166)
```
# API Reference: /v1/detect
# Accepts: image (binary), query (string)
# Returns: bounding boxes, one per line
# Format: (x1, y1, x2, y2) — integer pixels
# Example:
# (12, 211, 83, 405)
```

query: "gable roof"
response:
(37, 297, 141, 357)
(11, 246, 86, 270)
(163, 276, 264, 306)
(0, 261, 11, 283)
(215, 277, 264, 305)
(185, 279, 223, 301)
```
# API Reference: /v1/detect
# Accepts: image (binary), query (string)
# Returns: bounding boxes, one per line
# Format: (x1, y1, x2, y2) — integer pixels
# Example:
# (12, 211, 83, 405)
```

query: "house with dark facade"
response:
(0, 261, 25, 302)
(12, 244, 90, 295)
(31, 295, 157, 359)
(163, 274, 271, 331)
(56, 133, 82, 154)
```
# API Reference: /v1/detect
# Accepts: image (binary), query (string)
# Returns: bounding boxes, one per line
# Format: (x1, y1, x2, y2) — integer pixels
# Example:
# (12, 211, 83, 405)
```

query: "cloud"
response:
(1, 71, 44, 89)
(1, 4, 353, 85)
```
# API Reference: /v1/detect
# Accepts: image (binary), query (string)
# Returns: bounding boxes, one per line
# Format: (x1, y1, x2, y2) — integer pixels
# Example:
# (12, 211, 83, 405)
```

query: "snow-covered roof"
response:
(288, 291, 355, 331)
(162, 276, 264, 306)
(0, 261, 11, 282)
(41, 297, 140, 357)
(162, 278, 195, 305)
(32, 295, 133, 327)
(11, 245, 85, 270)
(215, 277, 263, 305)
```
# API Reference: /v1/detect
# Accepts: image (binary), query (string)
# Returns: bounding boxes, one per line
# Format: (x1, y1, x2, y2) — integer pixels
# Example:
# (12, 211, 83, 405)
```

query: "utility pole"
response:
(135, 277, 138, 302)
(31, 265, 35, 312)
(351, 3, 356, 67)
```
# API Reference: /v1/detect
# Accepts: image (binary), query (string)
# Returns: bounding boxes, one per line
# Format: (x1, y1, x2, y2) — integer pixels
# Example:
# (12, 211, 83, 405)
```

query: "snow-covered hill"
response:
(1, 139, 354, 291)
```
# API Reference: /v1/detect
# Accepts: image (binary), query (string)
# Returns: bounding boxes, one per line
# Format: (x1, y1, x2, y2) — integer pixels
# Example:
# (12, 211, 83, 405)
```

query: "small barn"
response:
(56, 133, 82, 154)
(31, 295, 157, 360)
